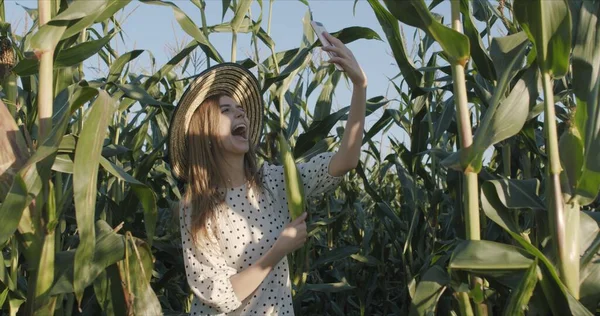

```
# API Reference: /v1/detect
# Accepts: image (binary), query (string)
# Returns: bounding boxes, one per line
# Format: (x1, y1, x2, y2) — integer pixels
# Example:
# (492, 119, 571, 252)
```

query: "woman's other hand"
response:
(273, 212, 308, 255)
(321, 32, 367, 88)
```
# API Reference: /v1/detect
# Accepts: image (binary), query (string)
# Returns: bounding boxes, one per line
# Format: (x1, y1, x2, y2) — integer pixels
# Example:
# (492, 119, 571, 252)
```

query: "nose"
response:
(235, 107, 245, 118)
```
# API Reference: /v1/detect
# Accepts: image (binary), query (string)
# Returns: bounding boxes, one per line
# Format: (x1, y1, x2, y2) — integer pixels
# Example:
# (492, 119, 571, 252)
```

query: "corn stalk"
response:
(450, 2, 485, 315)
(37, 0, 53, 143)
(450, 1, 480, 241)
(514, 0, 578, 298)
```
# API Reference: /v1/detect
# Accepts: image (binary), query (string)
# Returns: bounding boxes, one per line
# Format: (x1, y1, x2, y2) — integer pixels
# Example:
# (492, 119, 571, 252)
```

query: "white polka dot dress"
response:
(179, 152, 343, 315)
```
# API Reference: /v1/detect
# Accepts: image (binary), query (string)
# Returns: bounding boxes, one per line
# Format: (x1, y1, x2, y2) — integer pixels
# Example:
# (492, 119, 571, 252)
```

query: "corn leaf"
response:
(27, 0, 108, 51)
(489, 32, 530, 83)
(73, 91, 117, 304)
(107, 50, 144, 84)
(0, 86, 96, 248)
(559, 0, 600, 206)
(230, 0, 252, 32)
(222, 0, 232, 21)
(313, 71, 341, 122)
(409, 265, 449, 316)
(450, 240, 534, 271)
(382, 0, 470, 65)
(52, 85, 99, 127)
(118, 83, 172, 107)
(311, 246, 360, 267)
(99, 157, 157, 246)
(93, 265, 127, 315)
(503, 260, 539, 316)
(514, 0, 572, 77)
(14, 31, 117, 77)
(121, 234, 162, 314)
(460, 0, 495, 81)
(481, 178, 592, 315)
(55, 33, 114, 68)
(51, 220, 126, 295)
(312, 26, 383, 48)
(60, 0, 131, 40)
(304, 280, 355, 293)
(580, 212, 600, 310)
(139, 0, 224, 63)
(368, 0, 425, 97)
(294, 97, 387, 158)
(442, 45, 536, 172)
(284, 87, 302, 138)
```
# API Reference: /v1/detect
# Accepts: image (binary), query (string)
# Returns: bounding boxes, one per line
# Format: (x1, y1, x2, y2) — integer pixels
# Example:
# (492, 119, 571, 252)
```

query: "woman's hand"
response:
(273, 212, 308, 256)
(321, 32, 367, 88)
(230, 212, 308, 302)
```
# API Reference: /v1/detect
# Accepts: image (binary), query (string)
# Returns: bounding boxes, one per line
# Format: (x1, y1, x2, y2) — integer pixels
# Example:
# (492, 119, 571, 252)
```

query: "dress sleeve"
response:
(179, 203, 242, 313)
(263, 151, 343, 200)
(297, 152, 343, 198)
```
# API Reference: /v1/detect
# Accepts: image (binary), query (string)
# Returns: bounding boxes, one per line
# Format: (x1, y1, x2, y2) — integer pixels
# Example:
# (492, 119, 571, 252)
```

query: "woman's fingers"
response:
(322, 45, 348, 60)
(326, 56, 346, 69)
(323, 32, 344, 49)
(290, 212, 307, 226)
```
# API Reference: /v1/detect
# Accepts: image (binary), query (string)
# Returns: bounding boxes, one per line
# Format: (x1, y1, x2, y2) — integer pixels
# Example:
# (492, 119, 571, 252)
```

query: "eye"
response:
(221, 108, 229, 113)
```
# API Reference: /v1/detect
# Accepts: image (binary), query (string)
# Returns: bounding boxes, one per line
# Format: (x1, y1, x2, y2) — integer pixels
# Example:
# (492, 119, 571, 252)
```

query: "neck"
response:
(220, 154, 246, 188)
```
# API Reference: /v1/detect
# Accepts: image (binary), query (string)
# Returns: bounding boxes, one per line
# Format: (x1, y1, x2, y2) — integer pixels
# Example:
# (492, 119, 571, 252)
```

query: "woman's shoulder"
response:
(176, 194, 192, 219)
(257, 159, 282, 182)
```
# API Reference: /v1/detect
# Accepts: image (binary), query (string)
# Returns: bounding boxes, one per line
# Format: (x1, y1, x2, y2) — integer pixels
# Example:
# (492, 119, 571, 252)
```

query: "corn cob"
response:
(0, 37, 14, 80)
(277, 131, 305, 220)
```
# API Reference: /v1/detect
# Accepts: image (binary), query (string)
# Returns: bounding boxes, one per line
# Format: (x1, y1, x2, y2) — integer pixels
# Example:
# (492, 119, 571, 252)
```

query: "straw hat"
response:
(168, 62, 263, 183)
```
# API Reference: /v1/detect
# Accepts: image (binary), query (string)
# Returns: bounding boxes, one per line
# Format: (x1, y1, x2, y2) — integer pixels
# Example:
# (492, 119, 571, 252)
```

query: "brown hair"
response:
(184, 94, 264, 244)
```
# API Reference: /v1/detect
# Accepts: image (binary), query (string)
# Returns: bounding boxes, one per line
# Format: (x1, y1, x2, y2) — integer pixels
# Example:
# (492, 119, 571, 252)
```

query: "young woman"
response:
(168, 32, 367, 315)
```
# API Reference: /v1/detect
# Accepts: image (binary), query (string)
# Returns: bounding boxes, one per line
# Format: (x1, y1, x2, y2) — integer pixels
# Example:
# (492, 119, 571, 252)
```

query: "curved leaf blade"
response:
(450, 240, 534, 271)
(99, 157, 157, 246)
(139, 0, 224, 63)
(73, 91, 117, 304)
(368, 0, 425, 96)
(55, 33, 114, 68)
(0, 87, 97, 248)
(383, 0, 470, 64)
(460, 0, 495, 81)
(409, 265, 449, 316)
(107, 50, 144, 84)
(561, 0, 600, 205)
(514, 0, 572, 77)
(503, 260, 539, 316)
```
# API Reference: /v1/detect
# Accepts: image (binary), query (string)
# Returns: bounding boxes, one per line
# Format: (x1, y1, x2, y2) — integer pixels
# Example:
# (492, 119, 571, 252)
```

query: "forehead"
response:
(218, 95, 241, 106)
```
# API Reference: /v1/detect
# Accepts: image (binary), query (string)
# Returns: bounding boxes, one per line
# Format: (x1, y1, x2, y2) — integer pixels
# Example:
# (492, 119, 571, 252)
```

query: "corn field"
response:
(1, 0, 599, 315)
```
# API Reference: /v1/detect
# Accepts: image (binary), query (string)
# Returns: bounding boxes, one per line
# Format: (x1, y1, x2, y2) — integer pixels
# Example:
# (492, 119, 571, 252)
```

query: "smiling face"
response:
(216, 95, 250, 158)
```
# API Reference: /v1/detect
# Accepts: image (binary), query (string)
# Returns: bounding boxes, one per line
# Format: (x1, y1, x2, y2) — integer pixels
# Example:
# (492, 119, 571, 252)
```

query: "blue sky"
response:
(5, 0, 478, 159)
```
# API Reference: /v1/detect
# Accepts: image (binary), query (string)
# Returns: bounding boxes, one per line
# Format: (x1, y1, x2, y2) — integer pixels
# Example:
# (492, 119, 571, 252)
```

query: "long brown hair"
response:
(184, 93, 264, 244)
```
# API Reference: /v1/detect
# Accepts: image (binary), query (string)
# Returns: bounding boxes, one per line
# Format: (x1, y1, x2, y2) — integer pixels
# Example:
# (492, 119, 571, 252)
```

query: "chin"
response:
(223, 142, 249, 156)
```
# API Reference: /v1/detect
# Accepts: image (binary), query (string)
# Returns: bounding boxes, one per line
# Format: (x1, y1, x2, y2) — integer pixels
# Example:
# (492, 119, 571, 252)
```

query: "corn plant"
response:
(0, 0, 386, 314)
(367, 0, 600, 315)
(1, 0, 599, 315)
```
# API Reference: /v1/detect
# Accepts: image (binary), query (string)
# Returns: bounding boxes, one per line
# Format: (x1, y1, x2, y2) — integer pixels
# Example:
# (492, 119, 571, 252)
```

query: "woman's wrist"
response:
(353, 80, 367, 89)
(265, 240, 286, 266)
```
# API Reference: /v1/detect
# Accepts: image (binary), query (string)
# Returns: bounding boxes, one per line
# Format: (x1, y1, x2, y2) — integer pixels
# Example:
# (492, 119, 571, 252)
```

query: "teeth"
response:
(233, 123, 247, 130)
(232, 123, 247, 138)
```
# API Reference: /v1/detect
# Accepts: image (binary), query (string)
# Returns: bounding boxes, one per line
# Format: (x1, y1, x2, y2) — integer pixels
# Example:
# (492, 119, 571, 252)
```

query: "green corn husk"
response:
(277, 131, 305, 220)
(276, 131, 308, 295)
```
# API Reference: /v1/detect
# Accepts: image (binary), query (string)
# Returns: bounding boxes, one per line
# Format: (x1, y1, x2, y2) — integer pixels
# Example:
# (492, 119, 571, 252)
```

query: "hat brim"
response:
(168, 63, 263, 183)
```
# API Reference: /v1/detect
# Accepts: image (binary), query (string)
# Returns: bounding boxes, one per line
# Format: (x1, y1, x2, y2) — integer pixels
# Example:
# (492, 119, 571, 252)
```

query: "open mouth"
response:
(232, 123, 248, 141)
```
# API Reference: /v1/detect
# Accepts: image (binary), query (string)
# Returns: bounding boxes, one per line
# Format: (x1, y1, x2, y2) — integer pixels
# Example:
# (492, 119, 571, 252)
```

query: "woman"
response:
(168, 32, 367, 315)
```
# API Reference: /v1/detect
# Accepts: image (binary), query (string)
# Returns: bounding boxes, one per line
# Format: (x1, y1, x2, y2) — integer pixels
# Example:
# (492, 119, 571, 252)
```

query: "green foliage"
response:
(0, 0, 599, 315)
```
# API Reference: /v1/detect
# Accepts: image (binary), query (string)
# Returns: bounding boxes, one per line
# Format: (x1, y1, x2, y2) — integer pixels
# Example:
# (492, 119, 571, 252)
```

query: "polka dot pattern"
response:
(180, 152, 342, 315)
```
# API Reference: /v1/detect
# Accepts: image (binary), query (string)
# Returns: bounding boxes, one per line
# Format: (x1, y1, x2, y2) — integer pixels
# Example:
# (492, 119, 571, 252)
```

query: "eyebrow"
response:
(219, 104, 243, 108)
